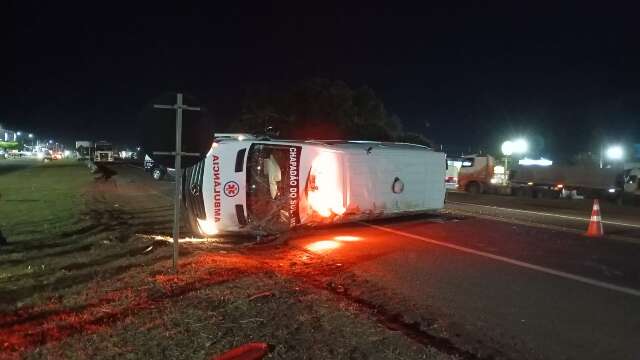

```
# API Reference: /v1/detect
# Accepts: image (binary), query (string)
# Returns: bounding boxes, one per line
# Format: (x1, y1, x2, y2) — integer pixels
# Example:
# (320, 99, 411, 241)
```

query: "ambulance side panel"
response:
(343, 146, 445, 217)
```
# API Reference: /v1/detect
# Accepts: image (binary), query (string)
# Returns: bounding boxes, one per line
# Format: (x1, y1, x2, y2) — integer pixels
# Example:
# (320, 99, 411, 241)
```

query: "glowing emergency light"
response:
(334, 235, 361, 242)
(306, 240, 341, 253)
(307, 152, 346, 217)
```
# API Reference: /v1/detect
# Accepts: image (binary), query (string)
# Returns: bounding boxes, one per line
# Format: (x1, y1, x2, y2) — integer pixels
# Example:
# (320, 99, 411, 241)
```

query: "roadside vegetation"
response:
(0, 160, 452, 359)
(0, 159, 90, 240)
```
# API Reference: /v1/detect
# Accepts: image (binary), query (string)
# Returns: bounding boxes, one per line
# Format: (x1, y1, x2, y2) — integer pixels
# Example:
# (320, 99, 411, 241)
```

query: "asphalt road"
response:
(445, 191, 640, 242)
(108, 164, 640, 360)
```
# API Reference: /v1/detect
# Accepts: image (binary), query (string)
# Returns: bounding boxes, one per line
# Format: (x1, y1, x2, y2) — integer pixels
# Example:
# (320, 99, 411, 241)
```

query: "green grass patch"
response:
(0, 159, 91, 240)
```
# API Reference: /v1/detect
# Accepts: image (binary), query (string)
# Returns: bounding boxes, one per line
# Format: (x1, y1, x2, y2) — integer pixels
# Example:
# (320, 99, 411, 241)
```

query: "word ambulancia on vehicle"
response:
(212, 154, 221, 222)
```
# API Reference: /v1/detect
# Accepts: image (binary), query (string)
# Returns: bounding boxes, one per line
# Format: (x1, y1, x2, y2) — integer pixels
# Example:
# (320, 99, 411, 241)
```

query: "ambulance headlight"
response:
(197, 218, 218, 235)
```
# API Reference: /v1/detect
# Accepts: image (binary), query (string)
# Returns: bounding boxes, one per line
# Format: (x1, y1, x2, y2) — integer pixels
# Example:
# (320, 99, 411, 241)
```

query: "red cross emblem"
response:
(224, 181, 239, 197)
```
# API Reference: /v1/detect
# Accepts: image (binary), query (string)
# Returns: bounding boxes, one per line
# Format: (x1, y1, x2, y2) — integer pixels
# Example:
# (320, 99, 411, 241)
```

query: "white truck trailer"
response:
(182, 134, 446, 236)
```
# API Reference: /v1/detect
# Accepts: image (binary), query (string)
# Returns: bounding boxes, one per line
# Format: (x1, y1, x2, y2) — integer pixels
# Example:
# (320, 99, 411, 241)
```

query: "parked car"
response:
(144, 154, 174, 180)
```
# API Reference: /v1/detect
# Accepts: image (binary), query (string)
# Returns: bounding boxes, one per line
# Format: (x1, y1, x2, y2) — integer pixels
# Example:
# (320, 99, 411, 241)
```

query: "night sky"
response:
(5, 2, 640, 157)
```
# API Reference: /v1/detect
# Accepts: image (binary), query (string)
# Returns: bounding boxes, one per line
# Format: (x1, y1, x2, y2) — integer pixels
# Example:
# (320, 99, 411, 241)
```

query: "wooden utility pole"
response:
(153, 93, 201, 272)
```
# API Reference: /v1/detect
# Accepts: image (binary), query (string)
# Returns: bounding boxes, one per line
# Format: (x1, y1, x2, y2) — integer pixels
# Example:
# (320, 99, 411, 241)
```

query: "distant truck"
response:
(75, 141, 93, 160)
(457, 154, 640, 204)
(94, 141, 114, 162)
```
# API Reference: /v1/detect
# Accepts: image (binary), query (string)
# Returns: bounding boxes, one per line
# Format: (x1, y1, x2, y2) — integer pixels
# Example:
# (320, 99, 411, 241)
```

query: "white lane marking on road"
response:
(447, 201, 640, 229)
(363, 223, 640, 297)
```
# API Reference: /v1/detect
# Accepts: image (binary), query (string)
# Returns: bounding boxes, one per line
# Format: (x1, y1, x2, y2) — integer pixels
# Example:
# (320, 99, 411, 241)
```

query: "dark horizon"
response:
(5, 2, 640, 157)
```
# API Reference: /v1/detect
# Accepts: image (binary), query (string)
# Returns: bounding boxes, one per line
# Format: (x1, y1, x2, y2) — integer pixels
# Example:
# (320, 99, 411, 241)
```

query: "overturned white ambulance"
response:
(183, 134, 446, 236)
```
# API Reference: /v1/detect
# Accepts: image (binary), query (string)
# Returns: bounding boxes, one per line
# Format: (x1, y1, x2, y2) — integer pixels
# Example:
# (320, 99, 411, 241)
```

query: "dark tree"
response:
(230, 79, 431, 145)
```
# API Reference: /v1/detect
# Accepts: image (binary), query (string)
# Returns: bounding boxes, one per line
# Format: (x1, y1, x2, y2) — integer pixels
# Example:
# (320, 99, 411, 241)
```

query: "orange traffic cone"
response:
(585, 199, 604, 237)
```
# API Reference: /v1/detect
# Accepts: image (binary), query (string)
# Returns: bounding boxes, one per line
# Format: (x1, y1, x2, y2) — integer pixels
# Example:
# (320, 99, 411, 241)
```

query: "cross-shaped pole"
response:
(154, 93, 201, 272)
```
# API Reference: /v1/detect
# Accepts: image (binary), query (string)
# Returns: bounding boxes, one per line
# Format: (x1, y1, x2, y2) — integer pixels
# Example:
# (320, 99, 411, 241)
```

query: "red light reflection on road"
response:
(306, 240, 341, 253)
(334, 235, 362, 242)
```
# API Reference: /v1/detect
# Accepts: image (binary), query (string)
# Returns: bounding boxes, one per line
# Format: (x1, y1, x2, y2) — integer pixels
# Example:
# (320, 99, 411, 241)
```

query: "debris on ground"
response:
(248, 291, 274, 301)
(212, 342, 269, 360)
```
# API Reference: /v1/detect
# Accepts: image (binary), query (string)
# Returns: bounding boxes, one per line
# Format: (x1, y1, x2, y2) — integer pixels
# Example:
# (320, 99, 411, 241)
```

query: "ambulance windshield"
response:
(246, 144, 300, 232)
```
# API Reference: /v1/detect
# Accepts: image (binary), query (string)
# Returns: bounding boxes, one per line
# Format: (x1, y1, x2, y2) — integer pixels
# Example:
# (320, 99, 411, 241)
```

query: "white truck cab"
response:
(183, 134, 446, 236)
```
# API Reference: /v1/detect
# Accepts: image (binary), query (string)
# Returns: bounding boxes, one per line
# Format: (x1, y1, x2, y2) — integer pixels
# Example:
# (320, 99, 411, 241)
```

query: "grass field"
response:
(0, 159, 91, 241)
(0, 160, 100, 309)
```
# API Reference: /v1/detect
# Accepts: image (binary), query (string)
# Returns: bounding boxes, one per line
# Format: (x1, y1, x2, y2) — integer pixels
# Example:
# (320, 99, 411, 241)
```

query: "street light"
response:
(27, 134, 35, 150)
(605, 145, 624, 160)
(501, 141, 514, 156)
(501, 138, 528, 156)
(501, 138, 529, 184)
(513, 138, 528, 154)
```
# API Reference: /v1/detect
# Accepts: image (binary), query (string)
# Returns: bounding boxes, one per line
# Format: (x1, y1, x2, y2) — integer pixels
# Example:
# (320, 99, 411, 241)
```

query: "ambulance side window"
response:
(235, 148, 246, 172)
